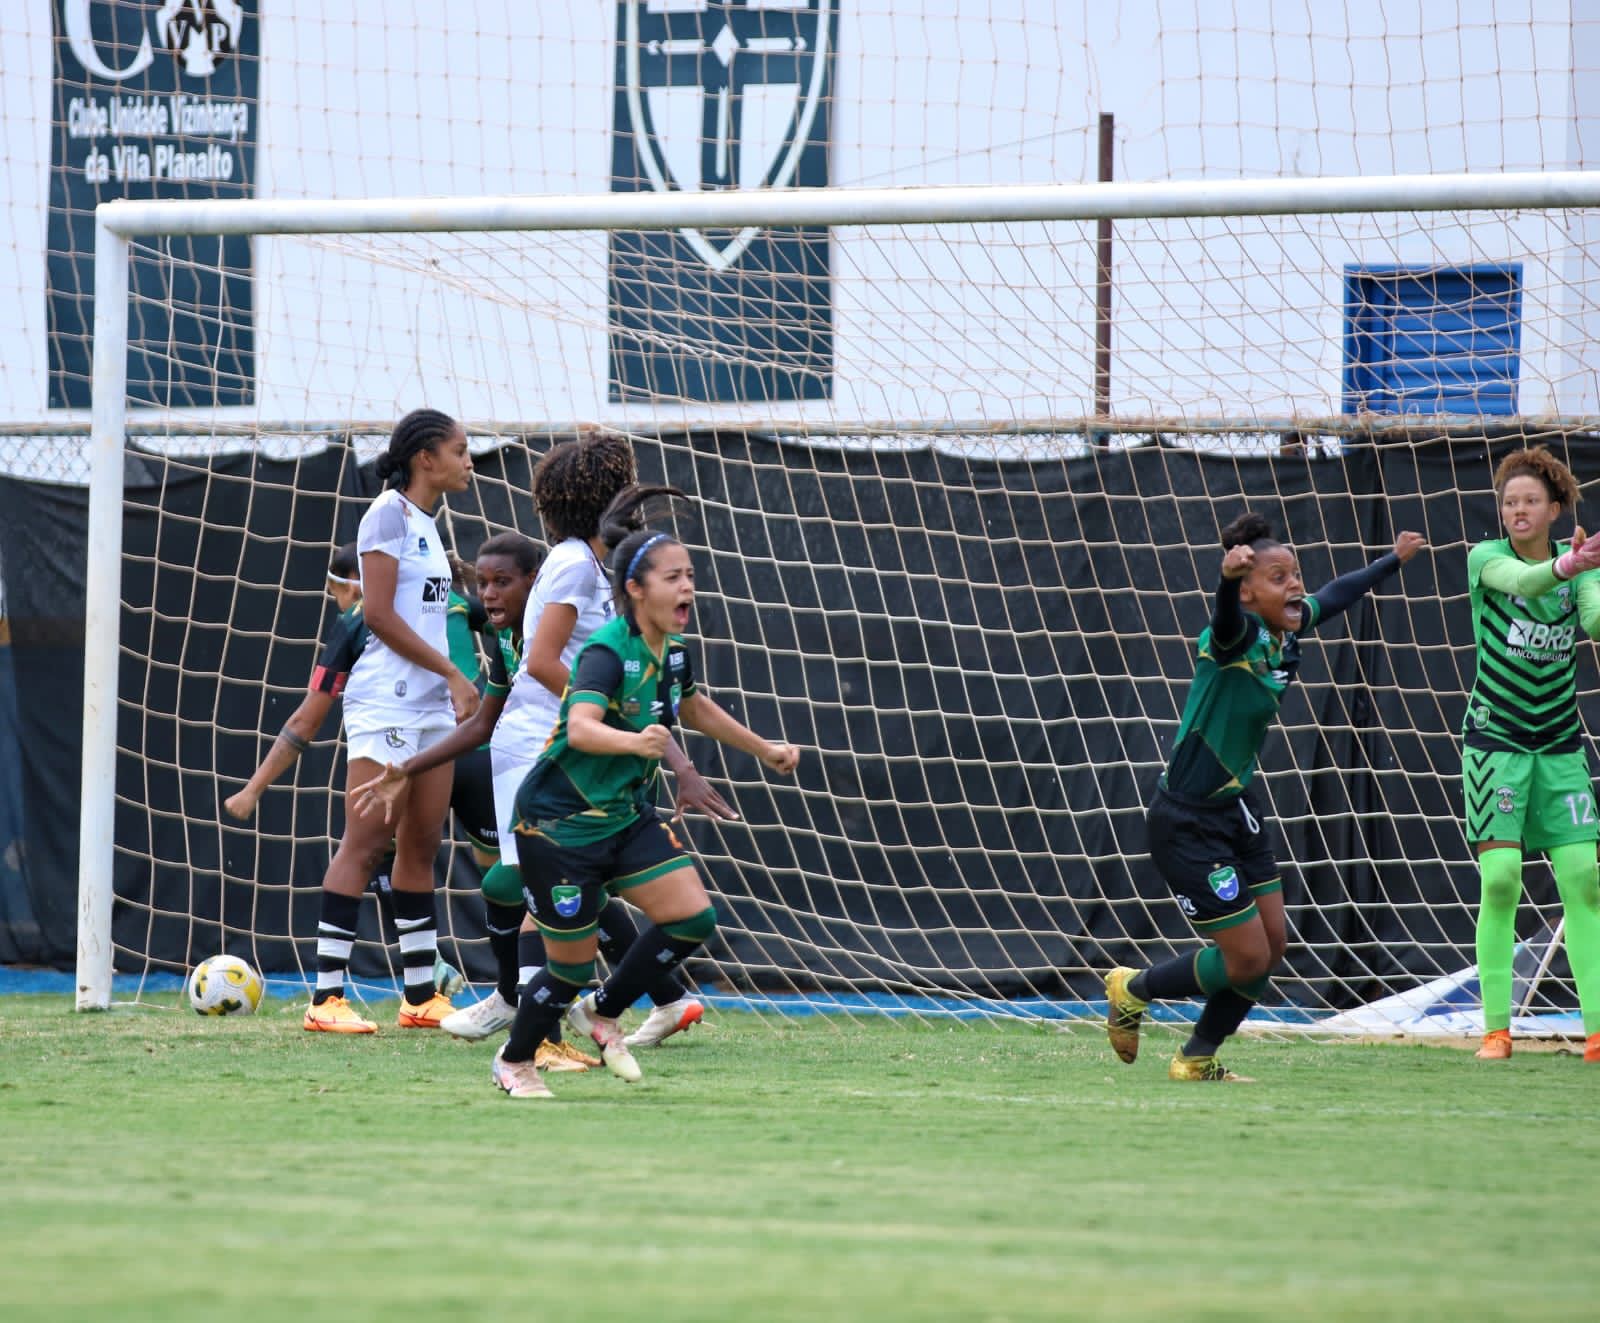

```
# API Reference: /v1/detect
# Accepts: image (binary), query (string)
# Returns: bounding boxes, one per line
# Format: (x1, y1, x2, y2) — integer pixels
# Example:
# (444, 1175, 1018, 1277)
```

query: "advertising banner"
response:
(48, 0, 257, 408)
(609, 0, 835, 404)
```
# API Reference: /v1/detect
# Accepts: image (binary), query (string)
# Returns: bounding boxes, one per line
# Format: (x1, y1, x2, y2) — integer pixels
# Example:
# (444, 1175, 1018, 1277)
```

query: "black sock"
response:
(485, 901, 523, 1005)
(1183, 988, 1256, 1058)
(503, 969, 583, 1062)
(593, 925, 702, 1019)
(390, 888, 438, 1007)
(516, 929, 561, 1041)
(597, 898, 688, 1008)
(369, 853, 398, 942)
(314, 891, 361, 1005)
(1130, 952, 1204, 1003)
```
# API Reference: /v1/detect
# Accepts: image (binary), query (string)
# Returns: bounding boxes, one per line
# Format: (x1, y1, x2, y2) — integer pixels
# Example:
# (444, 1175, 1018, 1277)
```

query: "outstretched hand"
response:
(352, 763, 409, 824)
(1221, 545, 1255, 580)
(670, 764, 739, 822)
(1393, 531, 1425, 562)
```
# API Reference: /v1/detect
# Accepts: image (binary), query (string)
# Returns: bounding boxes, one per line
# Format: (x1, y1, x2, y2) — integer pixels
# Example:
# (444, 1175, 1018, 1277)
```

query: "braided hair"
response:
(530, 432, 637, 543)
(374, 408, 458, 489)
(597, 484, 690, 619)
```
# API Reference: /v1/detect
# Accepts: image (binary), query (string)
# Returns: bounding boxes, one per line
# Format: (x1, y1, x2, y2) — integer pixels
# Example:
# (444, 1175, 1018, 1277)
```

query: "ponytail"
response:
(376, 408, 458, 489)
(598, 484, 690, 616)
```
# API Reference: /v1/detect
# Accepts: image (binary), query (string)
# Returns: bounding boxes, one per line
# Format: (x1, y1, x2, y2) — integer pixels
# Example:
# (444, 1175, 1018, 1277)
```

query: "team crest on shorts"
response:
(552, 884, 583, 919)
(384, 729, 406, 749)
(1496, 786, 1516, 814)
(1207, 865, 1240, 902)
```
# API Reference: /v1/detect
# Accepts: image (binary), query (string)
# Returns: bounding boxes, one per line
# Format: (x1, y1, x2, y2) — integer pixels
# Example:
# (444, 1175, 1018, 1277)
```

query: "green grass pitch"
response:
(1, 995, 1594, 1322)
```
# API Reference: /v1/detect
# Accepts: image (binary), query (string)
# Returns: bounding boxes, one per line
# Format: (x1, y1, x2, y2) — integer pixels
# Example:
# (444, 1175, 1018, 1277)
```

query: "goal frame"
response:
(77, 168, 1600, 1009)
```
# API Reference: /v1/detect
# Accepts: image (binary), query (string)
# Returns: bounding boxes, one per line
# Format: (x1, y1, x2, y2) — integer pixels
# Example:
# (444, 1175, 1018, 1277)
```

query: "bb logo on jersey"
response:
(420, 576, 452, 605)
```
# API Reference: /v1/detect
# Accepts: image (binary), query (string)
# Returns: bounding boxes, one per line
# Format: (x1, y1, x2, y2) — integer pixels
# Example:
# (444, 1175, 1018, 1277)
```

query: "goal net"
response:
(60, 175, 1600, 1037)
(9, 1, 1599, 1035)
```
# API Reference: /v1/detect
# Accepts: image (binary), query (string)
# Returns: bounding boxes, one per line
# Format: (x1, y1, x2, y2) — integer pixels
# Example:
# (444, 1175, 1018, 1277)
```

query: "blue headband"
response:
(625, 532, 670, 584)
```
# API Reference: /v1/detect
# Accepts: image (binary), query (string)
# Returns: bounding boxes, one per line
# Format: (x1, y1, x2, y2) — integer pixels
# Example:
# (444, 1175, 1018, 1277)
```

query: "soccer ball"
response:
(187, 954, 264, 1016)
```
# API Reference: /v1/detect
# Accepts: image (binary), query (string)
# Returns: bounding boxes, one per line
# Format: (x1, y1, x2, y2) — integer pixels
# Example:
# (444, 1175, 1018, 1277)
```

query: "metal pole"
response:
(1094, 112, 1114, 419)
(75, 218, 129, 1011)
(95, 169, 1600, 239)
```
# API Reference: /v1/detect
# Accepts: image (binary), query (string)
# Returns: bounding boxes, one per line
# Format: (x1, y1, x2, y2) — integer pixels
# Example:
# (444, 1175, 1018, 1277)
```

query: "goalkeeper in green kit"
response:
(1463, 447, 1600, 1063)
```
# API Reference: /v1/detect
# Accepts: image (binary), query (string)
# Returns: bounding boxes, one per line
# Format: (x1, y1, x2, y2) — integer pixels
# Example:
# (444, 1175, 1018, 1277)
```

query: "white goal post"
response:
(78, 169, 1600, 1017)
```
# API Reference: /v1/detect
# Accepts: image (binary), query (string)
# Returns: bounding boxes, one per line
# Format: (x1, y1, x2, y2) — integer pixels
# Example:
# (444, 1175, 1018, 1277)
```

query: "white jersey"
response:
(491, 537, 613, 763)
(343, 488, 455, 735)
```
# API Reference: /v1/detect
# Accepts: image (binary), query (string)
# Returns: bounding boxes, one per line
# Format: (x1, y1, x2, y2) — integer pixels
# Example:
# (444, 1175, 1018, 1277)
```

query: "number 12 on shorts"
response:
(1564, 792, 1597, 826)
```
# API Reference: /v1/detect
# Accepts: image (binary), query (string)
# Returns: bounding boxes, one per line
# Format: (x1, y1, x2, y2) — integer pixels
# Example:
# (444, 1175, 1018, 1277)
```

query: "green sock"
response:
(1475, 847, 1523, 1033)
(1549, 842, 1600, 1036)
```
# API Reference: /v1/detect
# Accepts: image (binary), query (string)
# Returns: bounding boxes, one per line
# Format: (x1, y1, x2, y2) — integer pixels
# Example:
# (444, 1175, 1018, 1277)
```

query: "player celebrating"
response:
(491, 489, 800, 1099)
(301, 408, 478, 1033)
(1104, 512, 1424, 1081)
(1461, 447, 1600, 1062)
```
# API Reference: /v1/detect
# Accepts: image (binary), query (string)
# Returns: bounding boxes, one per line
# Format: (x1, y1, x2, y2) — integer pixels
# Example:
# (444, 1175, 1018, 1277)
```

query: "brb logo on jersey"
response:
(1505, 618, 1576, 657)
(420, 576, 452, 605)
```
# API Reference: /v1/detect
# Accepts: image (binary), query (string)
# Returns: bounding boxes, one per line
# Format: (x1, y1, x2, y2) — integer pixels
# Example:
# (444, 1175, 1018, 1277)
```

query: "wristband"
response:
(281, 728, 310, 754)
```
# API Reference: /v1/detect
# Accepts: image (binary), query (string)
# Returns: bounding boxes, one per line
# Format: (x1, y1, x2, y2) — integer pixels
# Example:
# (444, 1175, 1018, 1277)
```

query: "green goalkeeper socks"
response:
(1549, 842, 1600, 1036)
(1475, 846, 1523, 1033)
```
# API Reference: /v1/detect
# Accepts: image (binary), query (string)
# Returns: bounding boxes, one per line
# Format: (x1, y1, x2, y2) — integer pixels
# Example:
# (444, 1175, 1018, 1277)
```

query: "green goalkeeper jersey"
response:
(514, 614, 696, 846)
(1465, 538, 1600, 754)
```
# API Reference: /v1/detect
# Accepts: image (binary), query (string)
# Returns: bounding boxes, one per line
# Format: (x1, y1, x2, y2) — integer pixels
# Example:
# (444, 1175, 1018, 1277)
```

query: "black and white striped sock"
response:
(391, 889, 438, 1007)
(315, 891, 361, 1005)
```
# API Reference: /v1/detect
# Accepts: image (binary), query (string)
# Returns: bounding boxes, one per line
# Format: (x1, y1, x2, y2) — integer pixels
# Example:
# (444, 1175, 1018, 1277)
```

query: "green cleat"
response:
(1168, 1051, 1254, 1083)
(433, 956, 467, 997)
(1104, 967, 1148, 1064)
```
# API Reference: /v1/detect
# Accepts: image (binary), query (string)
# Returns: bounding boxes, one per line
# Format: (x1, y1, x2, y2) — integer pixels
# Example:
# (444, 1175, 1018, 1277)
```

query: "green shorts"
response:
(1463, 746, 1599, 850)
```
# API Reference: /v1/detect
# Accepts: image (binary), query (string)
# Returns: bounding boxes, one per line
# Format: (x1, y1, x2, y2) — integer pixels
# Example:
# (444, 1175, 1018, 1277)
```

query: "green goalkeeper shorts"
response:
(1463, 746, 1600, 850)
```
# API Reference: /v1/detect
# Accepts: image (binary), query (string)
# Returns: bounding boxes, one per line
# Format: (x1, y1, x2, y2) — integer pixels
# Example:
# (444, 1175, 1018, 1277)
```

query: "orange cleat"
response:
(1584, 1033, 1600, 1064)
(1475, 1028, 1512, 1060)
(396, 992, 454, 1029)
(302, 995, 377, 1034)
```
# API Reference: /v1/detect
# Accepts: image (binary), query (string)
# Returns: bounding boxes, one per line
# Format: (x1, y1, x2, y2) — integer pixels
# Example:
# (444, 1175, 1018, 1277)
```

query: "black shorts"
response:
(514, 811, 692, 940)
(451, 745, 498, 852)
(1145, 787, 1283, 932)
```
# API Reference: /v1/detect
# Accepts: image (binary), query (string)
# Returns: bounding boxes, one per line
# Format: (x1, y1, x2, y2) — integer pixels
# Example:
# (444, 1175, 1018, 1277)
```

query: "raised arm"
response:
(1305, 532, 1424, 630)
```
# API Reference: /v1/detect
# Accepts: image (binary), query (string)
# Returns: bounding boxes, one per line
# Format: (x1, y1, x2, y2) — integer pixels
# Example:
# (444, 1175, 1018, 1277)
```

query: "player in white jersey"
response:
(303, 408, 479, 1034)
(356, 433, 730, 1050)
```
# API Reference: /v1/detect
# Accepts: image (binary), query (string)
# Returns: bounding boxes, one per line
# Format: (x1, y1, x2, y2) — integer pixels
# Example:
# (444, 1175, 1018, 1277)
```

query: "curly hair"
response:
(595, 484, 691, 619)
(1220, 510, 1279, 551)
(1493, 445, 1580, 509)
(530, 432, 637, 543)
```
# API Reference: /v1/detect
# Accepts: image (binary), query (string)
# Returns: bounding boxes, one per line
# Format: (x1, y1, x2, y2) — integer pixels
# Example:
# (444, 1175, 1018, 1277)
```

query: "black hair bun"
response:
(1220, 511, 1275, 550)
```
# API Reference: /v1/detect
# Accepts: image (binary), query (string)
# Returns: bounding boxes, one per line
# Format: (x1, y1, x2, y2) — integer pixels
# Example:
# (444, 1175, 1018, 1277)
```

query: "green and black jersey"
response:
(1464, 539, 1600, 754)
(1161, 602, 1321, 803)
(1161, 551, 1404, 803)
(515, 614, 696, 847)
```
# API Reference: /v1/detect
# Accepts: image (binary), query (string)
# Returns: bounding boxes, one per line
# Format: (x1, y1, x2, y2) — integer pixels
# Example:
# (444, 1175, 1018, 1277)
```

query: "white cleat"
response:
(567, 992, 643, 1082)
(440, 989, 516, 1041)
(623, 997, 705, 1048)
(491, 1045, 554, 1100)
